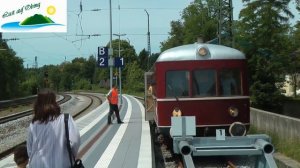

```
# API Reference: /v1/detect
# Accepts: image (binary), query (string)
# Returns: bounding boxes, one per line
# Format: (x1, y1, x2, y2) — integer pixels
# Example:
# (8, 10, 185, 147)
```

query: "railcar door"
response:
(144, 72, 155, 121)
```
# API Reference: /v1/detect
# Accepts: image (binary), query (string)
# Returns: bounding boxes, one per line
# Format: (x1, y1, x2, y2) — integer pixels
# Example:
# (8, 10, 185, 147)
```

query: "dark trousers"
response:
(108, 103, 122, 123)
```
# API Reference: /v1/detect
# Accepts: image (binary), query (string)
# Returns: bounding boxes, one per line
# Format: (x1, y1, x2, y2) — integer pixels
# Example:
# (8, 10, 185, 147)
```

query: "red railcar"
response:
(145, 43, 249, 136)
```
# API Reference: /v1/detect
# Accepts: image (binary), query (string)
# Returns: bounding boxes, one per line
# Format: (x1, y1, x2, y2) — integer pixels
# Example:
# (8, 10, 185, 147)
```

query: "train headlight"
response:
(172, 107, 182, 117)
(198, 47, 207, 56)
(229, 122, 247, 136)
(228, 106, 239, 117)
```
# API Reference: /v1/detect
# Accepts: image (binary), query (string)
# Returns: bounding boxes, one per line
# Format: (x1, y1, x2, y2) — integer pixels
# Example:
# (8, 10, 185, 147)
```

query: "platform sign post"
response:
(97, 46, 109, 68)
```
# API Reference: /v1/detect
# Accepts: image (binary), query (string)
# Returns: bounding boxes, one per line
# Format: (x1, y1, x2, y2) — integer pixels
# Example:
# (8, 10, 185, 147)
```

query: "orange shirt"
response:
(108, 88, 118, 105)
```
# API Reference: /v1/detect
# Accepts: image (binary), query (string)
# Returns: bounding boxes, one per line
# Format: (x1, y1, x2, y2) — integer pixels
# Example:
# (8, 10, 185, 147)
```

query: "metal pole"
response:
(218, 0, 222, 45)
(118, 37, 121, 104)
(144, 9, 151, 70)
(229, 0, 234, 47)
(109, 0, 113, 88)
(113, 33, 126, 105)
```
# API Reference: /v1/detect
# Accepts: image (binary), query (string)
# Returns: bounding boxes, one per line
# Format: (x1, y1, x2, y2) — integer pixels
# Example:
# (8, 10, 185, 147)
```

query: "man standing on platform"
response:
(107, 84, 124, 124)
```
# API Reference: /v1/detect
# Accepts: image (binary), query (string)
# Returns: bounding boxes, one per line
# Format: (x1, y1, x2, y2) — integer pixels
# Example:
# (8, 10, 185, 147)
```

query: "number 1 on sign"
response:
(120, 57, 124, 65)
(216, 129, 225, 140)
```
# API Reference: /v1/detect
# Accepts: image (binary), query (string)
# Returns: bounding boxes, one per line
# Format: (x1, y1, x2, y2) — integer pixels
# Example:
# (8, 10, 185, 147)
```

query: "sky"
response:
(1, 0, 299, 68)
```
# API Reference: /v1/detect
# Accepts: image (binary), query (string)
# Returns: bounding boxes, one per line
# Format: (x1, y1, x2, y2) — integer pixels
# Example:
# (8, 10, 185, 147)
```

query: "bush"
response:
(73, 79, 92, 90)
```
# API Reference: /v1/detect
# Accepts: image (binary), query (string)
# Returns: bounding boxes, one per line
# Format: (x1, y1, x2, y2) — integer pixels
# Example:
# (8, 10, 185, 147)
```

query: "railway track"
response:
(0, 94, 71, 124)
(0, 93, 101, 160)
(0, 95, 37, 109)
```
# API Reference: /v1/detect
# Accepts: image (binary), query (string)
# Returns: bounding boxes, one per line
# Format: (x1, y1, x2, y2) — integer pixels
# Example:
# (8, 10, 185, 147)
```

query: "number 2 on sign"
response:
(99, 58, 105, 66)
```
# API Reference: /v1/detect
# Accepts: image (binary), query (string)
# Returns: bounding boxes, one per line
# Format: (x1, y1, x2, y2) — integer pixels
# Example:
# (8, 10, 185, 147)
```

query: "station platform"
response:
(0, 94, 152, 168)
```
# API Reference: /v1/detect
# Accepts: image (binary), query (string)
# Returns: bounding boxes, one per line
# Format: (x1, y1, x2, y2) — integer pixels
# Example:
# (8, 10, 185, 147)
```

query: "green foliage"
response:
(19, 75, 38, 95)
(249, 126, 300, 162)
(48, 65, 61, 92)
(160, 21, 185, 52)
(148, 53, 159, 70)
(181, 0, 218, 43)
(124, 61, 144, 92)
(0, 47, 24, 100)
(110, 39, 138, 84)
(95, 68, 109, 88)
(138, 49, 148, 71)
(161, 0, 218, 52)
(83, 56, 96, 82)
(237, 0, 295, 111)
(12, 39, 142, 95)
(73, 79, 92, 90)
(111, 39, 137, 63)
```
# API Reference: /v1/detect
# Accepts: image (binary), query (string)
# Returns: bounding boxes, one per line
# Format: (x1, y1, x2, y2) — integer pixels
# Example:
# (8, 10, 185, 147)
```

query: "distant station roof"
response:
(156, 43, 245, 62)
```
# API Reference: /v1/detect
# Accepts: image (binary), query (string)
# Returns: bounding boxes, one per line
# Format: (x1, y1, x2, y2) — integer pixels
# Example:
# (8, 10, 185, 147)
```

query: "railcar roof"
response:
(156, 43, 245, 62)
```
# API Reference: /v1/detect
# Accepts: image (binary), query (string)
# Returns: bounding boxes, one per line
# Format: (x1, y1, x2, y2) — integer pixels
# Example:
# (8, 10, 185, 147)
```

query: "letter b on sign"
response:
(98, 47, 108, 58)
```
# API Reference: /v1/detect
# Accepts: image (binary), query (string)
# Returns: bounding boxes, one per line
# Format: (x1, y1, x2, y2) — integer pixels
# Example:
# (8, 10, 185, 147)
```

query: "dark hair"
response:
(14, 145, 28, 165)
(32, 89, 61, 124)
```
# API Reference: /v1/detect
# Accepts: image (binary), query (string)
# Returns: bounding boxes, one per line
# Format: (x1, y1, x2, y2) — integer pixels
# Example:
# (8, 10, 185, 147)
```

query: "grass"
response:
(248, 126, 300, 162)
(123, 90, 144, 98)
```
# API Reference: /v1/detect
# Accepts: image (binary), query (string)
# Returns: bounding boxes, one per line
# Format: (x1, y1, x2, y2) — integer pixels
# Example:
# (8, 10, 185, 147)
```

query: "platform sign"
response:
(114, 57, 125, 67)
(216, 129, 226, 140)
(97, 57, 108, 67)
(97, 46, 109, 68)
(98, 46, 108, 58)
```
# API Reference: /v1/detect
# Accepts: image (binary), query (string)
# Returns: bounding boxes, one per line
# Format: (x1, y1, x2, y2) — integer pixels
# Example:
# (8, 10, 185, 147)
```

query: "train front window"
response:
(219, 69, 241, 96)
(193, 69, 216, 96)
(166, 71, 189, 97)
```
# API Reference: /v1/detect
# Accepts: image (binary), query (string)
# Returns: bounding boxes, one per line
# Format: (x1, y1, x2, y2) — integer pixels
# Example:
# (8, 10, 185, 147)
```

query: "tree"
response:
(110, 39, 137, 87)
(238, 0, 295, 110)
(296, 0, 300, 10)
(181, 0, 218, 43)
(160, 0, 219, 52)
(138, 49, 148, 71)
(149, 53, 159, 69)
(124, 61, 144, 92)
(83, 56, 96, 83)
(160, 20, 185, 52)
(20, 68, 39, 95)
(0, 47, 24, 99)
(48, 65, 61, 91)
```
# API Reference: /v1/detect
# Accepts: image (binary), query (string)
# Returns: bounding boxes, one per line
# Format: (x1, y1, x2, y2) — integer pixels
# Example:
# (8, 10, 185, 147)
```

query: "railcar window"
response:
(219, 69, 241, 96)
(193, 69, 216, 96)
(166, 71, 189, 97)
